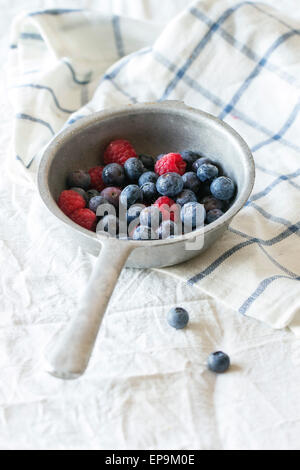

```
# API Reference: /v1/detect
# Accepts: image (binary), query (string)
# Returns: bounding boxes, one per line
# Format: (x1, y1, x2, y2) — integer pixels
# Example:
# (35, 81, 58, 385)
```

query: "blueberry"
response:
(120, 185, 143, 207)
(140, 206, 162, 230)
(207, 351, 230, 373)
(176, 189, 197, 207)
(139, 154, 155, 170)
(132, 225, 156, 240)
(141, 182, 159, 204)
(157, 220, 177, 239)
(167, 307, 189, 329)
(67, 170, 90, 190)
(86, 189, 100, 201)
(206, 208, 224, 224)
(180, 202, 206, 229)
(96, 215, 119, 237)
(156, 153, 165, 161)
(102, 163, 125, 186)
(89, 196, 108, 213)
(126, 204, 144, 225)
(182, 172, 201, 194)
(210, 176, 235, 200)
(181, 150, 200, 171)
(197, 163, 219, 182)
(124, 157, 144, 183)
(138, 171, 158, 187)
(100, 187, 122, 208)
(156, 172, 184, 198)
(201, 195, 223, 212)
(192, 157, 212, 173)
(71, 187, 88, 203)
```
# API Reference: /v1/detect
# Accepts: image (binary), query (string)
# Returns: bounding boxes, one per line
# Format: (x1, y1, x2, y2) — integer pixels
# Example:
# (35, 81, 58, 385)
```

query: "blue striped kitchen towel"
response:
(8, 1, 300, 332)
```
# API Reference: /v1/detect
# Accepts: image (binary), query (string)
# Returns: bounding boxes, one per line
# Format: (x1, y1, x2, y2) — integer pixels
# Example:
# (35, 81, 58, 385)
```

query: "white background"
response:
(1, 0, 300, 450)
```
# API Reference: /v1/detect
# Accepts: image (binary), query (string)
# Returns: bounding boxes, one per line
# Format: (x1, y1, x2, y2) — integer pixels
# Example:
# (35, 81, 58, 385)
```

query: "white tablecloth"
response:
(1, 0, 300, 450)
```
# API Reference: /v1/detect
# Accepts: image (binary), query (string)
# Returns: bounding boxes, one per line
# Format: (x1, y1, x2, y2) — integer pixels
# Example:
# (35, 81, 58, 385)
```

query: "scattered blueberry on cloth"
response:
(7, 0, 300, 332)
(167, 307, 189, 329)
(207, 351, 231, 373)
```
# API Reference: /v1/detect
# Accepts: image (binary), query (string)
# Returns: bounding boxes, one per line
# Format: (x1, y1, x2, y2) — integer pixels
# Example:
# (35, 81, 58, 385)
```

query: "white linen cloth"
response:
(7, 0, 300, 331)
(1, 0, 300, 450)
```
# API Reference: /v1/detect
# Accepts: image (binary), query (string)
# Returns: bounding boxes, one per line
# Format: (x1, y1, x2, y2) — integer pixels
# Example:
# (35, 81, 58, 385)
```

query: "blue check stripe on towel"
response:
(8, 1, 300, 331)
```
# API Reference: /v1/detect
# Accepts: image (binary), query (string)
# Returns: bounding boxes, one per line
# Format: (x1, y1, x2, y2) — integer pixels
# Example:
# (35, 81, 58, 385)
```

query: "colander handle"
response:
(44, 239, 133, 379)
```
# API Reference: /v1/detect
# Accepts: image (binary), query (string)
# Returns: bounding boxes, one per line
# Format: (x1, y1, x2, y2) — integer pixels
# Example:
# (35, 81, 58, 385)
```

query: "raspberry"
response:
(69, 208, 97, 231)
(155, 153, 186, 176)
(154, 196, 175, 208)
(58, 190, 86, 216)
(160, 206, 180, 222)
(104, 139, 137, 166)
(154, 197, 178, 222)
(88, 166, 105, 191)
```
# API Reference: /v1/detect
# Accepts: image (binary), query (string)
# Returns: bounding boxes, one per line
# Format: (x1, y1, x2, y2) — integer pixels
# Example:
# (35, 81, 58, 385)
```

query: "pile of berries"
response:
(57, 139, 236, 239)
